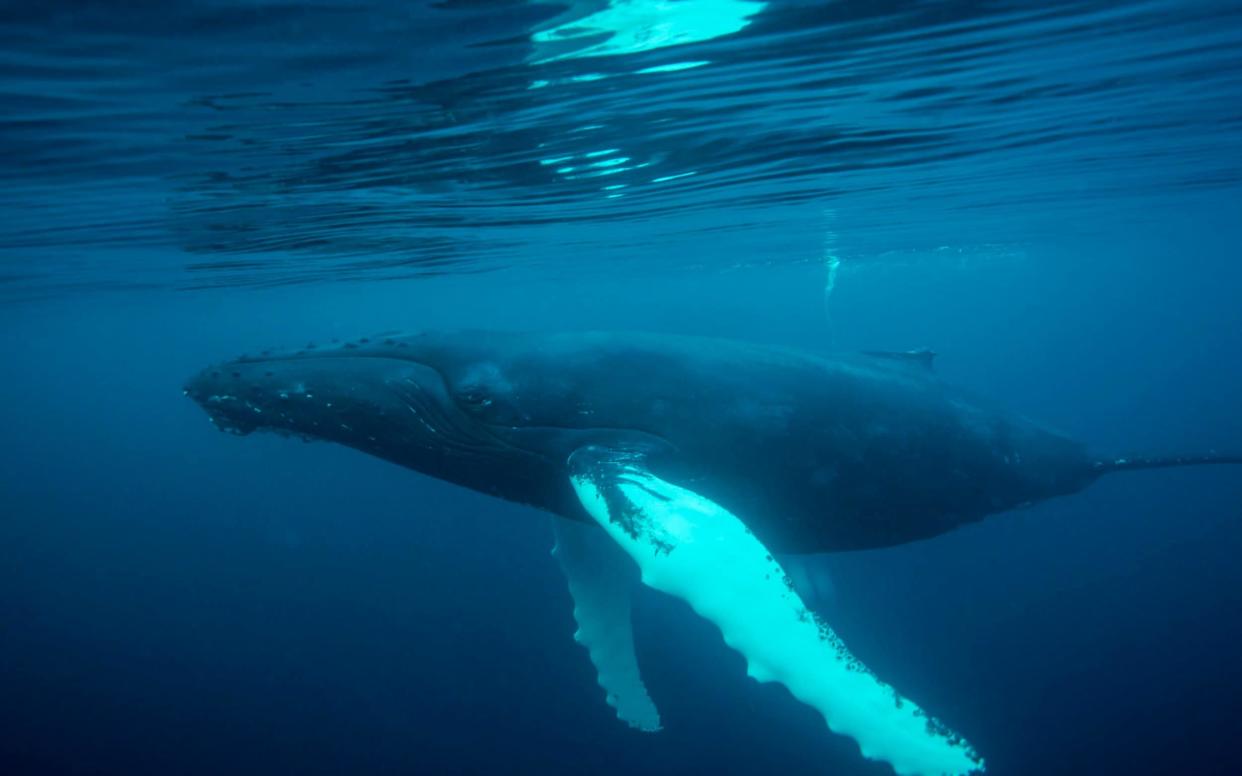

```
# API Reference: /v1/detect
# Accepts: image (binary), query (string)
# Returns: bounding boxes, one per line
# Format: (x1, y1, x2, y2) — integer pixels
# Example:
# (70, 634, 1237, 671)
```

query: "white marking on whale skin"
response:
(571, 464, 984, 776)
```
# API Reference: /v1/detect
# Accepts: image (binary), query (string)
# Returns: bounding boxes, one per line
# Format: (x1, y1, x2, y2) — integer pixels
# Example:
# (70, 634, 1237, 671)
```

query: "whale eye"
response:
(453, 363, 511, 414)
(456, 387, 494, 410)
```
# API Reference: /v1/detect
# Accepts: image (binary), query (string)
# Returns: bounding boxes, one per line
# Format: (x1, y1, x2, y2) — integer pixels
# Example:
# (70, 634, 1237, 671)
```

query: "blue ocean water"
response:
(2, 1, 1241, 774)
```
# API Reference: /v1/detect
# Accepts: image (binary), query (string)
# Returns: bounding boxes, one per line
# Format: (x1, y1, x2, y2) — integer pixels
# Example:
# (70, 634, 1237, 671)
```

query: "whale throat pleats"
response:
(550, 517, 662, 732)
(568, 446, 984, 776)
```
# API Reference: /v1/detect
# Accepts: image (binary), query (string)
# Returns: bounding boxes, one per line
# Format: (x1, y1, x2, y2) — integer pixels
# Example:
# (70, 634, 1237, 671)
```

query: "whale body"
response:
(185, 330, 1240, 776)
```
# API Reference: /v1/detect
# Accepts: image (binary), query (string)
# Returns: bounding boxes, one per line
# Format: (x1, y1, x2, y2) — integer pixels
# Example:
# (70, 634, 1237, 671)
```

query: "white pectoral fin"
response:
(551, 517, 662, 732)
(568, 447, 984, 776)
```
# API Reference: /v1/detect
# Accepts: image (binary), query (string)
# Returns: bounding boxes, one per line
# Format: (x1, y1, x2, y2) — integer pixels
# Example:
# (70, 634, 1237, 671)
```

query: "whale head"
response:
(183, 331, 593, 510)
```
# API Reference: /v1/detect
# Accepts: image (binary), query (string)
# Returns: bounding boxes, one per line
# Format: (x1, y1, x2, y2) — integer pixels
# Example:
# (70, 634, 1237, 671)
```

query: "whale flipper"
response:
(568, 447, 984, 776)
(551, 517, 662, 732)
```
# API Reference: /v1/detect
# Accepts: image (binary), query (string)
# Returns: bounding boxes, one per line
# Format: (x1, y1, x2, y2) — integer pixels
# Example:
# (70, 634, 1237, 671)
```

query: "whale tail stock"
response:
(1093, 452, 1242, 475)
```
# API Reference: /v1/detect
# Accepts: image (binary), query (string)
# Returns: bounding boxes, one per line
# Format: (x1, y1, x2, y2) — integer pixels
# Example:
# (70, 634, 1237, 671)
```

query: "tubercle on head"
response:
(224, 331, 431, 363)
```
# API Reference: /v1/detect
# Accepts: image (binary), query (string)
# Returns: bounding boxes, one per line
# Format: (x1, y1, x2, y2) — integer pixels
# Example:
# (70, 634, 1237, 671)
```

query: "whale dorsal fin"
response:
(568, 445, 984, 776)
(861, 349, 937, 372)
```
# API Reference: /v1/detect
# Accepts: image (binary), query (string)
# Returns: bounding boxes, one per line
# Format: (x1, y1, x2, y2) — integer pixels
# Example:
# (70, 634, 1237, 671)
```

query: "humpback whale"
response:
(184, 331, 1240, 776)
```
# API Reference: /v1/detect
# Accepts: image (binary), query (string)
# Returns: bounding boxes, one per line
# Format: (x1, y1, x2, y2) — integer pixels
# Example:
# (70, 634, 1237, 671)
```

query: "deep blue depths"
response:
(2, 2, 1242, 775)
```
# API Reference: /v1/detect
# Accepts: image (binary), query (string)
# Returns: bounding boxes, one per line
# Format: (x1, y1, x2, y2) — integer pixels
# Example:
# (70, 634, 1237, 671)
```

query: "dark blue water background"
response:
(2, 1, 1241, 774)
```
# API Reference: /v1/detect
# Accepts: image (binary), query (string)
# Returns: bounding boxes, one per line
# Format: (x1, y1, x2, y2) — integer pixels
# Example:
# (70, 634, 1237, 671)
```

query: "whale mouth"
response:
(184, 387, 264, 436)
(183, 353, 547, 476)
(184, 347, 570, 512)
(183, 365, 272, 436)
(184, 355, 448, 438)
